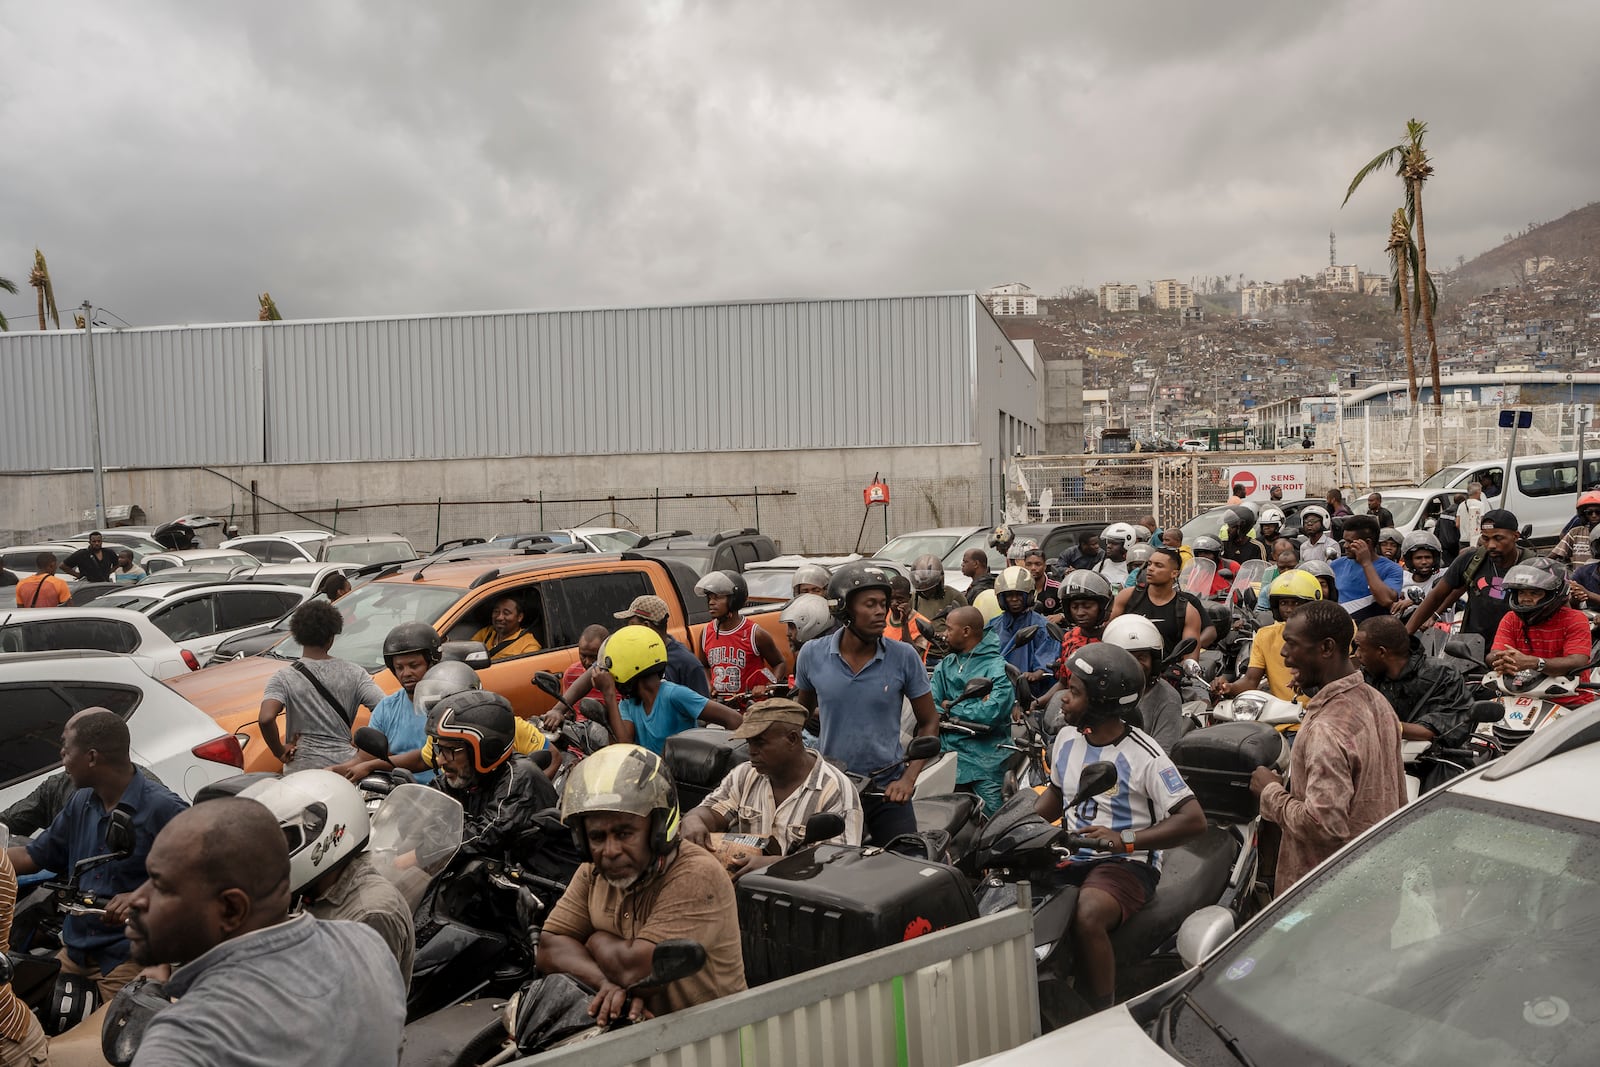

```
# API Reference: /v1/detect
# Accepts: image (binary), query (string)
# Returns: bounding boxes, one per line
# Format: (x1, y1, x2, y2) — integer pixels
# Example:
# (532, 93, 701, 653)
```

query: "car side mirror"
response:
(440, 641, 490, 669)
(353, 726, 391, 761)
(1520, 524, 1533, 540)
(800, 812, 845, 847)
(1177, 905, 1236, 967)
(1069, 761, 1118, 808)
(1471, 700, 1505, 724)
(905, 735, 941, 762)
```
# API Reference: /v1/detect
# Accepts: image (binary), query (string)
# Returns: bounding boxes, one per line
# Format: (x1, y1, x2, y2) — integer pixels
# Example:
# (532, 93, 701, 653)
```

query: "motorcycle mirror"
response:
(353, 726, 391, 762)
(1520, 524, 1533, 541)
(639, 939, 707, 990)
(1069, 761, 1118, 808)
(1177, 905, 1236, 968)
(800, 812, 845, 847)
(959, 676, 995, 701)
(1045, 621, 1065, 642)
(1471, 700, 1505, 724)
(1161, 637, 1198, 671)
(1011, 625, 1039, 646)
(440, 641, 490, 669)
(105, 808, 136, 857)
(914, 617, 934, 640)
(533, 671, 564, 698)
(905, 735, 942, 762)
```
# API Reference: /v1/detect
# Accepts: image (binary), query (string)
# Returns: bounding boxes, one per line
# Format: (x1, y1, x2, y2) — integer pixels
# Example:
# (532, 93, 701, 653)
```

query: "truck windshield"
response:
(1168, 793, 1600, 1067)
(1420, 465, 1466, 488)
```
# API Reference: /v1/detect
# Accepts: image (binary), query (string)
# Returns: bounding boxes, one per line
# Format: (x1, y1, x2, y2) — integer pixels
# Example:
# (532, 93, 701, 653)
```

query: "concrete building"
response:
(1360, 273, 1387, 296)
(0, 294, 1038, 552)
(1037, 358, 1086, 455)
(1099, 283, 1140, 313)
(1321, 264, 1360, 292)
(982, 282, 1039, 316)
(1240, 284, 1285, 317)
(1152, 279, 1195, 310)
(1524, 256, 1557, 277)
(1181, 304, 1204, 325)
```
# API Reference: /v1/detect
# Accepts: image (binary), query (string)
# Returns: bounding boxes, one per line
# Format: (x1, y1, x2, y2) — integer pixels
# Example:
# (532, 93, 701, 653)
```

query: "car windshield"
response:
(1420, 465, 1467, 489)
(271, 583, 462, 671)
(875, 533, 962, 565)
(583, 530, 641, 552)
(942, 531, 1004, 571)
(744, 569, 796, 600)
(1180, 506, 1237, 545)
(1383, 496, 1425, 527)
(1172, 793, 1600, 1067)
(323, 541, 417, 565)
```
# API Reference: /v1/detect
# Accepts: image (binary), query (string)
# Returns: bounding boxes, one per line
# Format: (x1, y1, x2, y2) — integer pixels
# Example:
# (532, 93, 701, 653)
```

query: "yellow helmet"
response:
(973, 588, 1003, 624)
(559, 743, 680, 863)
(599, 626, 668, 685)
(1267, 569, 1323, 621)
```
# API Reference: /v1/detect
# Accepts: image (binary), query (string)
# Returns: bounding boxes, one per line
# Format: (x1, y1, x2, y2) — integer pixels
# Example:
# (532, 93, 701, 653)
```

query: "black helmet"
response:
(1062, 643, 1145, 720)
(693, 570, 748, 613)
(1059, 570, 1112, 608)
(432, 690, 516, 775)
(1504, 558, 1568, 627)
(826, 561, 895, 622)
(382, 622, 442, 674)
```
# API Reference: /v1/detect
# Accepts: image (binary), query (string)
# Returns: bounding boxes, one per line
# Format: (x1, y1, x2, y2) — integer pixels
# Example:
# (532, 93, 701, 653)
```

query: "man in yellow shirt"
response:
(471, 594, 542, 660)
(1212, 569, 1322, 703)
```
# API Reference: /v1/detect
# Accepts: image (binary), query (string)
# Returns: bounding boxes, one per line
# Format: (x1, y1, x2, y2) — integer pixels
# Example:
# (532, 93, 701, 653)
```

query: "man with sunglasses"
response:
(1549, 490, 1600, 566)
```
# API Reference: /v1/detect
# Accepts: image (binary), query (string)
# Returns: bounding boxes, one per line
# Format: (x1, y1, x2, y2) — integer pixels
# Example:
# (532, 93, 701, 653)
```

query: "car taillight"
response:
(181, 650, 201, 671)
(192, 735, 244, 768)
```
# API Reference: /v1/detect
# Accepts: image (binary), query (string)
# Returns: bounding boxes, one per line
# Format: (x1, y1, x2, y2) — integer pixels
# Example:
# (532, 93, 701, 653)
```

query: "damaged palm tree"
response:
(29, 249, 59, 331)
(258, 292, 283, 321)
(0, 274, 15, 331)
(1386, 209, 1419, 405)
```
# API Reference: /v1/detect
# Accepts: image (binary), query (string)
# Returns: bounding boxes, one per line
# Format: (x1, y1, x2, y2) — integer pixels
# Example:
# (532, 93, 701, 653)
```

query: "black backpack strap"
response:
(292, 661, 354, 726)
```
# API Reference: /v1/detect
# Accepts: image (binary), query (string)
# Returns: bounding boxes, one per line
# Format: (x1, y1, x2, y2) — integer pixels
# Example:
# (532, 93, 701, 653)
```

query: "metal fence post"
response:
(538, 491, 544, 529)
(332, 499, 340, 534)
(435, 497, 443, 548)
(250, 479, 260, 534)
(654, 488, 660, 531)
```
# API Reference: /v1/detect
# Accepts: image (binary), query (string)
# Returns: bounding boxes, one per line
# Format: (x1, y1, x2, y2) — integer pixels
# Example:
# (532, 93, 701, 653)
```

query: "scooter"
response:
(1470, 658, 1600, 755)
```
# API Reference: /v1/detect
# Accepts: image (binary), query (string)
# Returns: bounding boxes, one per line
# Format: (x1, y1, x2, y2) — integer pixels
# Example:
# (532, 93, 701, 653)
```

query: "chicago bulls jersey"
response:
(702, 616, 769, 699)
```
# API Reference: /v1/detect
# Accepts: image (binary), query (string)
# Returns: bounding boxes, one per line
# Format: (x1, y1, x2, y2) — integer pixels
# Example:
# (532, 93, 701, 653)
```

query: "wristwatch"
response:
(1120, 829, 1138, 854)
(1537, 657, 1547, 674)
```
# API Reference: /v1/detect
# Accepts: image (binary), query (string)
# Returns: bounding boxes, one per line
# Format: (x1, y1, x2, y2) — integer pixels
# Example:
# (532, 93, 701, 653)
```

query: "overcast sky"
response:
(2, 1, 1594, 328)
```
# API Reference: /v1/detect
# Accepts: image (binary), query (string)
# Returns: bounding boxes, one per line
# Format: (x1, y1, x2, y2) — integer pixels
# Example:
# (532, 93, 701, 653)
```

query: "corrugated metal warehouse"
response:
(0, 294, 1039, 552)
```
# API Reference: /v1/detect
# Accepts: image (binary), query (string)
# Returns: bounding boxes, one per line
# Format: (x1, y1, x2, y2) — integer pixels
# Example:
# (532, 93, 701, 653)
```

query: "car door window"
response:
(0, 619, 141, 655)
(59, 683, 141, 718)
(151, 595, 218, 641)
(1471, 467, 1503, 499)
(217, 590, 303, 631)
(547, 572, 653, 649)
(266, 541, 309, 563)
(0, 684, 78, 787)
(1516, 461, 1577, 498)
(732, 542, 759, 571)
(453, 583, 551, 652)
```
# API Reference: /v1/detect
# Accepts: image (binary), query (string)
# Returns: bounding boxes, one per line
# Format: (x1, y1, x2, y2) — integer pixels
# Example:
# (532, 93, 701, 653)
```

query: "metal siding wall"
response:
(0, 296, 974, 469)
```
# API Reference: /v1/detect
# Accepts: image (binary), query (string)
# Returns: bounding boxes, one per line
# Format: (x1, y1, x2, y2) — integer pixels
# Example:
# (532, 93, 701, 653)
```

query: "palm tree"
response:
(1343, 119, 1441, 410)
(28, 249, 59, 331)
(1386, 209, 1419, 405)
(0, 275, 15, 331)
(258, 292, 282, 321)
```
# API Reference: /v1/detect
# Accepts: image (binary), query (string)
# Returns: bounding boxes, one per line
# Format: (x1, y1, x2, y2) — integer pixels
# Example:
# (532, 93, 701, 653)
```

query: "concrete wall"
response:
(1, 444, 987, 556)
(972, 303, 1042, 523)
(1038, 358, 1086, 455)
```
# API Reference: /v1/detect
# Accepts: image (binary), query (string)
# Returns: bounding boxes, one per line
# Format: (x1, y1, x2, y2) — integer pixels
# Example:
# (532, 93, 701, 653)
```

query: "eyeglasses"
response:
(434, 742, 470, 759)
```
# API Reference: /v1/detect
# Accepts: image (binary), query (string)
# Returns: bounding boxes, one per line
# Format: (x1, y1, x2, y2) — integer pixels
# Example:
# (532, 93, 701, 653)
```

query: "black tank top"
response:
(1129, 584, 1186, 655)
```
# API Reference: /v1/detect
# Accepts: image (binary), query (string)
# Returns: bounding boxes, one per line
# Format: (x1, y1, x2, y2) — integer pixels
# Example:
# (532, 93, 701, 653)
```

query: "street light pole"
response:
(82, 302, 106, 529)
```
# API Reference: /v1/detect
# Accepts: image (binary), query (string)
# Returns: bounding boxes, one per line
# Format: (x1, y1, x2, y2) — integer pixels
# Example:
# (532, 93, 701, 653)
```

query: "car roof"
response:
(566, 527, 629, 536)
(0, 606, 158, 626)
(368, 551, 621, 588)
(746, 554, 864, 571)
(105, 581, 307, 600)
(150, 548, 253, 559)
(0, 649, 131, 665)
(323, 534, 411, 544)
(886, 526, 986, 538)
(3, 542, 80, 552)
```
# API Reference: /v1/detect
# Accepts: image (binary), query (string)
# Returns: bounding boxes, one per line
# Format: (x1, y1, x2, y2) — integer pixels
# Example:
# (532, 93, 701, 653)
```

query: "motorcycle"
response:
(532, 671, 612, 791)
(1470, 658, 1600, 757)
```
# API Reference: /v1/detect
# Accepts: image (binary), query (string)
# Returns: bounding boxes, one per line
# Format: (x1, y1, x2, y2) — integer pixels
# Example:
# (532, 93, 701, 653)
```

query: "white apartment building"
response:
(1322, 264, 1360, 292)
(1151, 279, 1196, 310)
(1239, 284, 1284, 316)
(1099, 283, 1140, 313)
(982, 282, 1039, 316)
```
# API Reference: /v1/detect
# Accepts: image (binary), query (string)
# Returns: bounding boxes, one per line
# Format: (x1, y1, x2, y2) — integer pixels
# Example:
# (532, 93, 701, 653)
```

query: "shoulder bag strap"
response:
(293, 660, 355, 727)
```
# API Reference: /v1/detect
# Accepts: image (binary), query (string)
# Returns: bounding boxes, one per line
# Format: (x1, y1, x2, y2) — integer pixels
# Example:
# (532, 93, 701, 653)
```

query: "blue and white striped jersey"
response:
(1049, 724, 1195, 871)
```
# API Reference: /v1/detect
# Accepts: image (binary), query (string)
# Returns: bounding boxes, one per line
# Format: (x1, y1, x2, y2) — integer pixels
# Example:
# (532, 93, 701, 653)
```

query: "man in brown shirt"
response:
(1251, 601, 1405, 895)
(539, 744, 745, 1026)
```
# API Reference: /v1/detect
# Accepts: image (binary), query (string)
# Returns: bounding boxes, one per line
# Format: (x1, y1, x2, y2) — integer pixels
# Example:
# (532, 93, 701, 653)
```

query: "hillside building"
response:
(1099, 283, 1140, 313)
(1152, 279, 1196, 310)
(982, 282, 1039, 316)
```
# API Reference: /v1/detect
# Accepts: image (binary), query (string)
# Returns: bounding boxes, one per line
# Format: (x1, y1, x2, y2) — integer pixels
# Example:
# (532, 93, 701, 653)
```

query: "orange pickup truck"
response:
(168, 552, 791, 772)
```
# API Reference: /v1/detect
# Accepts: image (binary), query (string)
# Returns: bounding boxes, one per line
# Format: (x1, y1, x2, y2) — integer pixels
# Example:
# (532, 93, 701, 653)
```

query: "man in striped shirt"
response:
(679, 699, 862, 876)
(1035, 643, 1206, 1013)
(0, 849, 47, 1065)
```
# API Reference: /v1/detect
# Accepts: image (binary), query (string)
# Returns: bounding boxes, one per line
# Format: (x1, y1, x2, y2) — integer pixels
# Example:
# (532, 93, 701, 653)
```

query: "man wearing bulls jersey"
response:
(694, 570, 786, 703)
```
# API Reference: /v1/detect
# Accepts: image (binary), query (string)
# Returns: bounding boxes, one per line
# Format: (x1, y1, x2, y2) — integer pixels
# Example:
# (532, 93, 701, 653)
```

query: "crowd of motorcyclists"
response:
(5, 482, 1597, 1065)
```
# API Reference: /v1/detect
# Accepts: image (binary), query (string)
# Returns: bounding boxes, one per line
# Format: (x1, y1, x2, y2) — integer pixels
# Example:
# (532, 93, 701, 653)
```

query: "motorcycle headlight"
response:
(1232, 693, 1267, 721)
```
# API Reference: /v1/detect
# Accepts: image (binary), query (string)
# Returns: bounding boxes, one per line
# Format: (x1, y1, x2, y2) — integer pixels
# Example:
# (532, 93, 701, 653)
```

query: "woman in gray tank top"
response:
(259, 601, 386, 772)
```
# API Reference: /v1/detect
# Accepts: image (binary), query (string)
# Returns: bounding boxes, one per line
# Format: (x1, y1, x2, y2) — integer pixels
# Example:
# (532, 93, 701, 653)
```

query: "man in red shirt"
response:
(694, 571, 785, 704)
(1491, 558, 1592, 706)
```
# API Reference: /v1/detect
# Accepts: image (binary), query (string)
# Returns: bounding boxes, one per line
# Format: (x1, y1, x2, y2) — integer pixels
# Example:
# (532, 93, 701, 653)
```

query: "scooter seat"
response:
(1112, 825, 1236, 966)
(914, 793, 982, 839)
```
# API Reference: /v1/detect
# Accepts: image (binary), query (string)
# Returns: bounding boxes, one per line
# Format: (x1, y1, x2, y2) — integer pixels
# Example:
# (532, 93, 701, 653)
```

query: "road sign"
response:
(1498, 409, 1533, 429)
(1225, 465, 1307, 502)
(1232, 471, 1258, 497)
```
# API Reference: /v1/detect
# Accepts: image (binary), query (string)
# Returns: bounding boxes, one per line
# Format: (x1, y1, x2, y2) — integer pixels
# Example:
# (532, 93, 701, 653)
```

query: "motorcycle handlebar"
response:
(1058, 834, 1116, 854)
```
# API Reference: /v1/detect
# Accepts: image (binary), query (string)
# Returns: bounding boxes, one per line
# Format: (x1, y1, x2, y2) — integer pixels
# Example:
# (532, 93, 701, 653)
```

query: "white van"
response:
(1421, 450, 1599, 542)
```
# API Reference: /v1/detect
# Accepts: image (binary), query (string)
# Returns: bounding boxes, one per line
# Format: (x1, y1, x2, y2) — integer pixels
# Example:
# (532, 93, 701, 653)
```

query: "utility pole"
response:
(82, 302, 107, 528)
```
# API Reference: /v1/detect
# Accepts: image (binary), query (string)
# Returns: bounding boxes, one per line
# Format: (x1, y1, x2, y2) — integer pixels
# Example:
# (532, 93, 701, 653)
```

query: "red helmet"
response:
(1579, 490, 1600, 513)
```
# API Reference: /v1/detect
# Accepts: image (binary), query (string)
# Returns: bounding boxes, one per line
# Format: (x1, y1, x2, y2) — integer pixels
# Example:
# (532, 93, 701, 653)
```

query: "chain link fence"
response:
(208, 475, 990, 557)
(1321, 404, 1575, 489)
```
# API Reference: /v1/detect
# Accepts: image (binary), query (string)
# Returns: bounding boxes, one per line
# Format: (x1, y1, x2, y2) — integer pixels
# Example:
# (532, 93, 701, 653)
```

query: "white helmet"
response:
(1102, 615, 1165, 656)
(1101, 523, 1139, 551)
(1258, 506, 1285, 526)
(240, 770, 370, 897)
(1300, 505, 1330, 527)
(780, 593, 833, 644)
(1006, 536, 1041, 562)
(790, 563, 832, 592)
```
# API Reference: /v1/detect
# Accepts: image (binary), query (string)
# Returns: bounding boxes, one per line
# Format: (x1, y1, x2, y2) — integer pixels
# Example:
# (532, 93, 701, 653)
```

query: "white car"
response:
(0, 606, 201, 678)
(221, 530, 334, 564)
(94, 581, 310, 662)
(742, 554, 866, 602)
(1, 543, 84, 579)
(0, 650, 245, 810)
(142, 548, 262, 575)
(973, 705, 1600, 1066)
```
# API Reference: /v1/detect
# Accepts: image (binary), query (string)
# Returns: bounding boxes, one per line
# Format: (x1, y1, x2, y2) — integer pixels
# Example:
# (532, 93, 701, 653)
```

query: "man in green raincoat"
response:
(931, 606, 1016, 815)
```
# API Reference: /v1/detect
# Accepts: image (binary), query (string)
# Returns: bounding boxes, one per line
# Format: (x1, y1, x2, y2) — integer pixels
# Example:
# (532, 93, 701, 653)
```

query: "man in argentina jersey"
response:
(1035, 642, 1206, 1013)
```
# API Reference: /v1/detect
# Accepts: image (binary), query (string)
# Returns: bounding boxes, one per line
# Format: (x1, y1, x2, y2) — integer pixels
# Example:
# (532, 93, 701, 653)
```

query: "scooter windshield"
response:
(369, 784, 466, 910)
(1230, 559, 1269, 609)
(1180, 558, 1216, 597)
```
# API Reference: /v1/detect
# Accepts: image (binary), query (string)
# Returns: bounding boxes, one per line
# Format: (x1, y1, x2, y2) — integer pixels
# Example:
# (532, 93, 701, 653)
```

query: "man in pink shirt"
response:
(1250, 600, 1405, 895)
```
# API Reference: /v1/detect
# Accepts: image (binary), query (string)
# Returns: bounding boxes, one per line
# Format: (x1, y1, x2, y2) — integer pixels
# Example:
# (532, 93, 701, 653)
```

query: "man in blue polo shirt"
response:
(794, 563, 938, 846)
(6, 708, 187, 1001)
(1330, 515, 1403, 623)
